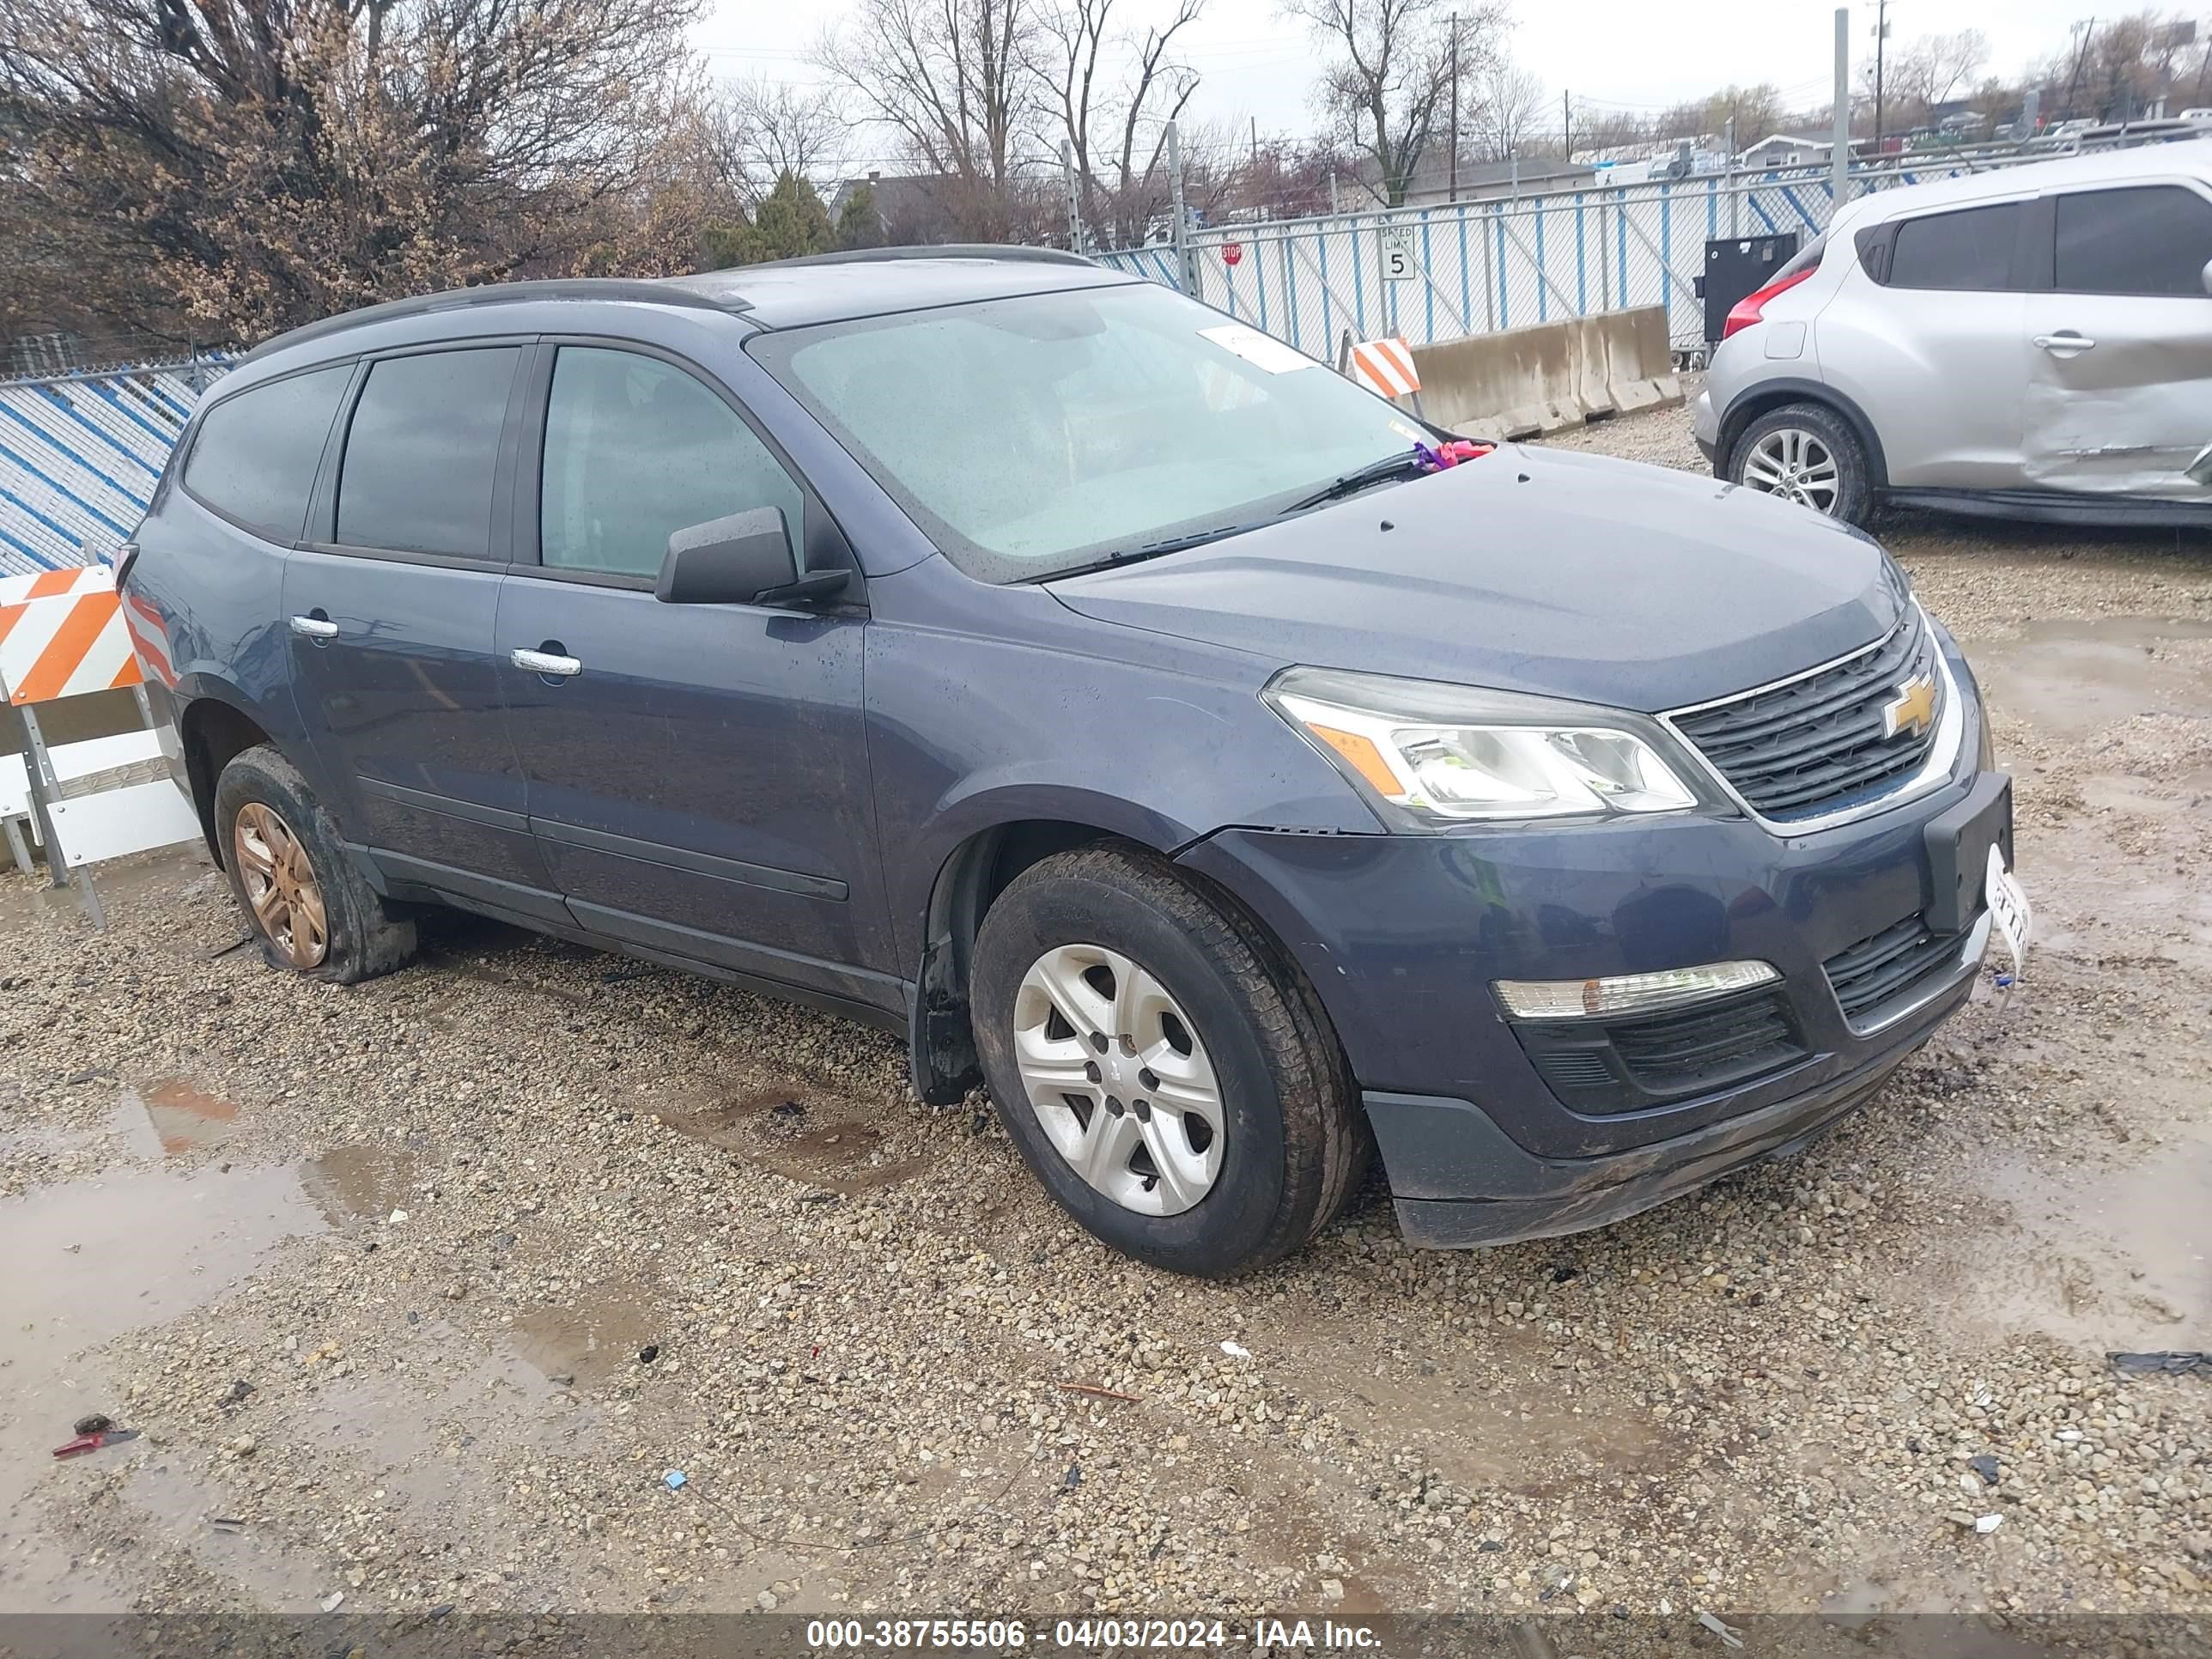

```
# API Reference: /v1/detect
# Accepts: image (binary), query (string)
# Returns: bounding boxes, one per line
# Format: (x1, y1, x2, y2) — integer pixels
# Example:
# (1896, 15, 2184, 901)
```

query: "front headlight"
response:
(1265, 666, 1703, 830)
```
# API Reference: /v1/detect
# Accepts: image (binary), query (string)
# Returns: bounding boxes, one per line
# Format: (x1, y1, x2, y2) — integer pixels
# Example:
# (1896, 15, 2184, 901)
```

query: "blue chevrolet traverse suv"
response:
(125, 247, 2022, 1276)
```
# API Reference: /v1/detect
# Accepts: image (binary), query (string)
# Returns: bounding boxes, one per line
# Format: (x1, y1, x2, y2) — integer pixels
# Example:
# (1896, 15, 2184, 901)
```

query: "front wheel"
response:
(1729, 402, 1873, 526)
(970, 843, 1366, 1277)
(213, 745, 417, 984)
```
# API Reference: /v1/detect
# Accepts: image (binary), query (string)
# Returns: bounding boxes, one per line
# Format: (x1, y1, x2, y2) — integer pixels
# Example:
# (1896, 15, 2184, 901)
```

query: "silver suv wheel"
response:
(1011, 942, 1224, 1214)
(1739, 425, 1841, 514)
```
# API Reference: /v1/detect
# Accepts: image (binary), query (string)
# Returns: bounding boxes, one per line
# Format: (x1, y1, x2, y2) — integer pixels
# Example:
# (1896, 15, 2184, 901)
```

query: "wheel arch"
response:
(1717, 379, 1890, 490)
(177, 690, 276, 866)
(910, 817, 1138, 1105)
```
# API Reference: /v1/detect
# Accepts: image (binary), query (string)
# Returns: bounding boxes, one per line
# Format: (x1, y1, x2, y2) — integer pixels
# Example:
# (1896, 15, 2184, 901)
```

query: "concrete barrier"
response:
(1406, 307, 1684, 441)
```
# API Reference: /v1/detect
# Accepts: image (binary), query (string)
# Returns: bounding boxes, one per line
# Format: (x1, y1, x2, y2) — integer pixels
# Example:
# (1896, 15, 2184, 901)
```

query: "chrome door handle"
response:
(289, 615, 338, 639)
(512, 647, 581, 678)
(2033, 332, 2096, 353)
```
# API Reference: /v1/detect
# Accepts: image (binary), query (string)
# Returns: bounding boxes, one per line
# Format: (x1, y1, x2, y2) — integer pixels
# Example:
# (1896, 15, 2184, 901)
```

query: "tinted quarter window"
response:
(181, 365, 351, 541)
(2055, 185, 2212, 295)
(336, 348, 519, 558)
(539, 347, 804, 580)
(1887, 202, 2022, 291)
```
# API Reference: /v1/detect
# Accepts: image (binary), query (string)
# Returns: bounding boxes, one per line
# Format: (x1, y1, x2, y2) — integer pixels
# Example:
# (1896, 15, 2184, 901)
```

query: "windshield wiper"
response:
(1285, 448, 1431, 513)
(1037, 521, 1263, 582)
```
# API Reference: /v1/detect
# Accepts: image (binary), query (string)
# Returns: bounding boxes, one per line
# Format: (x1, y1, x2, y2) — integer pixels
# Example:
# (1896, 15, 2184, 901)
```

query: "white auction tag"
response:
(1199, 324, 1318, 374)
(1984, 843, 2032, 980)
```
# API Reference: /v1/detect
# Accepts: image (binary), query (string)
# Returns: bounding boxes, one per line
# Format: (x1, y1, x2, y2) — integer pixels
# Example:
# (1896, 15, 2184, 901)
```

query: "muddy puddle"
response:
(655, 1083, 933, 1196)
(1973, 615, 2212, 740)
(508, 1285, 665, 1388)
(0, 1104, 328, 1609)
(1889, 1068, 2210, 1351)
(137, 1079, 240, 1155)
(299, 1141, 420, 1223)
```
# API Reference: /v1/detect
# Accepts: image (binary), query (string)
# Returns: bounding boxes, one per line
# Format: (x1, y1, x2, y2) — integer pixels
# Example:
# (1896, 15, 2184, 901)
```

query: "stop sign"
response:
(1222, 241, 1243, 267)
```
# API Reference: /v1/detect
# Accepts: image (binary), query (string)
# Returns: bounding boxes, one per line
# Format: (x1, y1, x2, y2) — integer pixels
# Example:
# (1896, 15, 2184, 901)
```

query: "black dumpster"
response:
(1697, 233, 1802, 349)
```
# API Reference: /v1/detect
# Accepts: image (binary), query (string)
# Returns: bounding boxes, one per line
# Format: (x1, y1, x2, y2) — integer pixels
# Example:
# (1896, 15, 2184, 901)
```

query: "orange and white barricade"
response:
(0, 563, 198, 925)
(1340, 335, 1423, 404)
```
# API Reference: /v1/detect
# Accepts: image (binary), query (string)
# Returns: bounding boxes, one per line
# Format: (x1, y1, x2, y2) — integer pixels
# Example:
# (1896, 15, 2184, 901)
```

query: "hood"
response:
(1047, 446, 1900, 714)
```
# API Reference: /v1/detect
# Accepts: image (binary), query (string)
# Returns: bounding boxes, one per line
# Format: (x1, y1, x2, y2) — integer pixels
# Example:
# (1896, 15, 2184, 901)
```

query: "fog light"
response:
(1493, 961, 1781, 1021)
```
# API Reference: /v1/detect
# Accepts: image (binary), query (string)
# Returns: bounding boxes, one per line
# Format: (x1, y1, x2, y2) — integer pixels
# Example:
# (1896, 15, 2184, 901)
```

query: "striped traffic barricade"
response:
(1344, 335, 1422, 404)
(0, 563, 198, 926)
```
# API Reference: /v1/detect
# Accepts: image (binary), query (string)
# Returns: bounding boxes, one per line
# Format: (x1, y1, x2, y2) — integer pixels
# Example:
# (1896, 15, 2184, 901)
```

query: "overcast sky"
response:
(692, 0, 2100, 168)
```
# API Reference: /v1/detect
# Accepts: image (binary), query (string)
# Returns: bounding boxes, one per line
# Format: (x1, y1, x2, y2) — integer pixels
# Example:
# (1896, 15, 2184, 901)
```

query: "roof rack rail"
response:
(737, 244, 1097, 271)
(238, 278, 742, 365)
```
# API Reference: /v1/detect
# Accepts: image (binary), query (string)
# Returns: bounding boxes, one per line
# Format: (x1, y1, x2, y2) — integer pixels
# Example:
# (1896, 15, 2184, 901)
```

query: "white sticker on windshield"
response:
(1200, 324, 1319, 374)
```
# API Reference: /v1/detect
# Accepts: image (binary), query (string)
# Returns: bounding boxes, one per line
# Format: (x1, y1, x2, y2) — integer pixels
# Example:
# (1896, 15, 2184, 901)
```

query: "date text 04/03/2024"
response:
(802, 1618, 1382, 1650)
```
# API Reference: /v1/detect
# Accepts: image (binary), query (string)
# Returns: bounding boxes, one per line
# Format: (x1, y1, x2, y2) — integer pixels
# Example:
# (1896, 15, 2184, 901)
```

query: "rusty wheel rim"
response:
(232, 802, 329, 969)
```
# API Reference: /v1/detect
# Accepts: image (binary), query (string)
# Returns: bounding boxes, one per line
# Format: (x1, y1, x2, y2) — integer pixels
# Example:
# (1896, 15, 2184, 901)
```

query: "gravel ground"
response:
(2, 398, 2209, 1647)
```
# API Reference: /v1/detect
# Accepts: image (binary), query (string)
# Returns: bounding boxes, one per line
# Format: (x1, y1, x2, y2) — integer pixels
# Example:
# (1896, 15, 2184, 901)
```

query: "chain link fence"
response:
(1096, 150, 2061, 362)
(0, 356, 232, 575)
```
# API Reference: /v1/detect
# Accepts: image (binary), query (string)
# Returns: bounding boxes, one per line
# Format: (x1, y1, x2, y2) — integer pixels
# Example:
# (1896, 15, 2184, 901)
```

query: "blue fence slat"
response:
(0, 357, 226, 568)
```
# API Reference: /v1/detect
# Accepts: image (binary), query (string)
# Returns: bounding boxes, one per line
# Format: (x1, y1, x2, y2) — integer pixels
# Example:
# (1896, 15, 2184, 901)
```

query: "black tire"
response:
(1728, 401, 1875, 526)
(212, 745, 416, 984)
(970, 842, 1366, 1277)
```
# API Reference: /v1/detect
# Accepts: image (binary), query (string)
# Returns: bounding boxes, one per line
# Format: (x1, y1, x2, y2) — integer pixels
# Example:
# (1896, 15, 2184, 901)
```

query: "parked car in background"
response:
(125, 252, 2023, 1276)
(1696, 139, 2212, 527)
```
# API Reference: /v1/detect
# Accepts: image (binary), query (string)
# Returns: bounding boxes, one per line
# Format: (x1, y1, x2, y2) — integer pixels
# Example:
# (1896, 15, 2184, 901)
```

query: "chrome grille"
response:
(1672, 610, 1944, 821)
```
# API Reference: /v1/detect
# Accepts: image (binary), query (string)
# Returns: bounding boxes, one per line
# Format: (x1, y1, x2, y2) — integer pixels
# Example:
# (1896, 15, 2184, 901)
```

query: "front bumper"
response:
(1375, 945, 1973, 1247)
(1173, 644, 1998, 1247)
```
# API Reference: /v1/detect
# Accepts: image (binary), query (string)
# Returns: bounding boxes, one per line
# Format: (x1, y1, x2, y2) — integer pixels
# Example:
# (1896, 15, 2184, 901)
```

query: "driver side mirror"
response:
(655, 507, 847, 606)
(2202, 257, 2212, 298)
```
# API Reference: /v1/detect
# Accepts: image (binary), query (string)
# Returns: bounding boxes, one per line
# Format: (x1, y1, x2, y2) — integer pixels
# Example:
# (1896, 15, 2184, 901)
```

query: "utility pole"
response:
(1448, 13, 1462, 203)
(1723, 116, 1740, 234)
(2062, 18, 2096, 120)
(1060, 138, 1084, 254)
(1250, 116, 1261, 175)
(1562, 90, 1572, 161)
(1165, 119, 1196, 295)
(1873, 0, 1889, 152)
(1832, 8, 1850, 207)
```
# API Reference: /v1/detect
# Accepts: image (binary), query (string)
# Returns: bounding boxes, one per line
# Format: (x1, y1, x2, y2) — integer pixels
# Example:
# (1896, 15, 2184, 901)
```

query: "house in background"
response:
(1738, 134, 1835, 170)
(824, 172, 955, 244)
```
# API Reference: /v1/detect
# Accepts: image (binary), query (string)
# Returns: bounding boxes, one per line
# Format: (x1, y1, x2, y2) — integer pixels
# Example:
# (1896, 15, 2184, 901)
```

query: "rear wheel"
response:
(971, 842, 1366, 1277)
(214, 746, 416, 984)
(1729, 402, 1873, 526)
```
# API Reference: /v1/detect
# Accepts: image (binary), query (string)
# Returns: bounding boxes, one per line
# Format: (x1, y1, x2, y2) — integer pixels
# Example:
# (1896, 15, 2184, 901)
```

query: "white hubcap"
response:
(1012, 943, 1224, 1215)
(1741, 427, 1841, 514)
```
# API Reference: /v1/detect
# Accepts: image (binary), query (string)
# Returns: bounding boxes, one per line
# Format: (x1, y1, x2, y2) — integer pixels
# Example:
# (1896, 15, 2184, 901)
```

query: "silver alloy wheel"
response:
(1739, 427, 1842, 514)
(1011, 942, 1225, 1216)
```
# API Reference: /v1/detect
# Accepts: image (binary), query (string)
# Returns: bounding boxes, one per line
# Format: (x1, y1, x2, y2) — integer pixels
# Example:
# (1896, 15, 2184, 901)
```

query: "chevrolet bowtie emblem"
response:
(1882, 673, 1938, 739)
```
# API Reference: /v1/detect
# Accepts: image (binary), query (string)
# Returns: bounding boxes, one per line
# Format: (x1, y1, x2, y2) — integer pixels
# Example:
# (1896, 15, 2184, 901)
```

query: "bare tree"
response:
(708, 74, 848, 207)
(813, 0, 1038, 238)
(1880, 28, 1990, 128)
(1654, 82, 1784, 146)
(1467, 62, 1545, 162)
(1036, 0, 1204, 247)
(1282, 0, 1506, 205)
(0, 0, 705, 341)
(1573, 106, 1649, 157)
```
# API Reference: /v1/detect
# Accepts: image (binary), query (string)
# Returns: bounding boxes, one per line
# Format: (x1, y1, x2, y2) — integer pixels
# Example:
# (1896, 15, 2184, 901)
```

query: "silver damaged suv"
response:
(1696, 139, 2212, 528)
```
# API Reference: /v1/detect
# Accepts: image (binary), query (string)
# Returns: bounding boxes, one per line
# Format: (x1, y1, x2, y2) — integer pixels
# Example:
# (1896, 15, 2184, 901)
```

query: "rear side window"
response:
(181, 366, 351, 542)
(336, 348, 520, 558)
(1887, 202, 2023, 291)
(538, 347, 805, 580)
(2054, 185, 2212, 295)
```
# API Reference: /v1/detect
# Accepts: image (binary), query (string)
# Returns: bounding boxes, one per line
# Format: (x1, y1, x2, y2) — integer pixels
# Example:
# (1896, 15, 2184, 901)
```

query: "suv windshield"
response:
(750, 281, 1427, 582)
